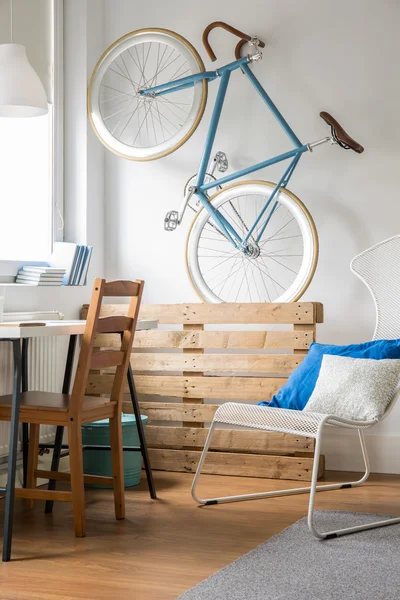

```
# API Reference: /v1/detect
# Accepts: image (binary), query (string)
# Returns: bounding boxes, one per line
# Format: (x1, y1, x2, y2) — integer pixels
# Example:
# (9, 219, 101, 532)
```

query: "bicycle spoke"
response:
(101, 83, 135, 99)
(149, 104, 173, 137)
(167, 63, 190, 83)
(259, 218, 296, 246)
(108, 66, 139, 87)
(216, 254, 242, 297)
(153, 99, 169, 139)
(132, 101, 154, 145)
(255, 258, 272, 302)
(104, 99, 135, 121)
(111, 100, 138, 136)
(158, 95, 190, 115)
(120, 53, 137, 89)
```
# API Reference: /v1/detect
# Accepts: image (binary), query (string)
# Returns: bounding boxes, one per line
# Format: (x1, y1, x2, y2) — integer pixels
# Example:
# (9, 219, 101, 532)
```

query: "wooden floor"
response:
(0, 470, 399, 599)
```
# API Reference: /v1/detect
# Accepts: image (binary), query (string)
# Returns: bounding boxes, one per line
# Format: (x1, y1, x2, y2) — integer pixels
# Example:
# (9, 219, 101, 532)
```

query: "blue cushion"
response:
(259, 339, 400, 411)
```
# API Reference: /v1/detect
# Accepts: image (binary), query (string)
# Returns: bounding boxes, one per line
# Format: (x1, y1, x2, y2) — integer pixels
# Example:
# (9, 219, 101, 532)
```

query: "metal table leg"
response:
(2, 340, 22, 562)
(127, 364, 156, 499)
(21, 339, 29, 488)
(45, 335, 77, 514)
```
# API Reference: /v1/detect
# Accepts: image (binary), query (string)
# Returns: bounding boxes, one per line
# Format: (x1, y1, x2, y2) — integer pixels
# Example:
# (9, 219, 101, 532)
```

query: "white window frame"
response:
(0, 0, 64, 279)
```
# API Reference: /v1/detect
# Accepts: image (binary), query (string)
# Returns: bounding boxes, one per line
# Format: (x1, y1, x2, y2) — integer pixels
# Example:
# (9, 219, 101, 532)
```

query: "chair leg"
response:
(191, 422, 373, 506)
(307, 429, 400, 539)
(109, 414, 125, 520)
(68, 422, 86, 537)
(45, 425, 64, 514)
(127, 364, 156, 499)
(25, 424, 40, 508)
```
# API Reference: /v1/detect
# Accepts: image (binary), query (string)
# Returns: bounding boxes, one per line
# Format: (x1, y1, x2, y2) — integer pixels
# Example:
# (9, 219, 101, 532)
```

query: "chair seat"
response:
(214, 403, 373, 438)
(0, 392, 116, 424)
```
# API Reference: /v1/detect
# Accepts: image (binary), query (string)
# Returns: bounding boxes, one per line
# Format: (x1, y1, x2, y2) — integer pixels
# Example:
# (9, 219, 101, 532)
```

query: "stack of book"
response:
(50, 242, 93, 286)
(16, 267, 66, 286)
(15, 242, 94, 287)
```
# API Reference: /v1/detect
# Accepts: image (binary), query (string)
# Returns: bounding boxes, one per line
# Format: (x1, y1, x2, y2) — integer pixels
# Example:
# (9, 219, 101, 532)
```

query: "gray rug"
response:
(178, 511, 400, 599)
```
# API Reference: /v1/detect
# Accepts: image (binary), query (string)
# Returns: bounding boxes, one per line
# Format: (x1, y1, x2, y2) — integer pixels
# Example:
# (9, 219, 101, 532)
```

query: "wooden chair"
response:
(0, 278, 144, 538)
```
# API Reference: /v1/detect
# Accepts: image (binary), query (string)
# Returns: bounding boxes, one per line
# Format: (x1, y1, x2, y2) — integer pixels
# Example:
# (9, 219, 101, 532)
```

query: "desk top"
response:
(0, 319, 158, 339)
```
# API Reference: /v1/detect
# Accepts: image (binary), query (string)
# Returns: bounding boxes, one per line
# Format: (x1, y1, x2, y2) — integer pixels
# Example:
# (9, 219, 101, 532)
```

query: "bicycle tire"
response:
(186, 181, 318, 303)
(88, 28, 208, 161)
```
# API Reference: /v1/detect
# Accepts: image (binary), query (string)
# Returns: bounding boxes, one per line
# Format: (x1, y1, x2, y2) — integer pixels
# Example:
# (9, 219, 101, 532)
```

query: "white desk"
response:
(0, 318, 157, 338)
(0, 318, 157, 561)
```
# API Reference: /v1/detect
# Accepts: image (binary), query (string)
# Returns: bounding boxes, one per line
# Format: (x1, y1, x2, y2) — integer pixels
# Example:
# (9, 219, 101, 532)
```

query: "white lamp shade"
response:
(0, 43, 48, 117)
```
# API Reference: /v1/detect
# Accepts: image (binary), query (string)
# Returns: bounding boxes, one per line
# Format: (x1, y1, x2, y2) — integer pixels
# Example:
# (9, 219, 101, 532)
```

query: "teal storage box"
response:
(82, 414, 148, 488)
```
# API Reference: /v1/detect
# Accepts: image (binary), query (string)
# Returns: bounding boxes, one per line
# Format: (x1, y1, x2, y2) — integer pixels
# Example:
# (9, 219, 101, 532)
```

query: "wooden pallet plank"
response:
(148, 448, 324, 481)
(130, 353, 303, 373)
(139, 303, 320, 325)
(133, 330, 312, 350)
(124, 401, 218, 422)
(146, 426, 313, 453)
(85, 303, 321, 325)
(89, 374, 286, 400)
(93, 329, 313, 349)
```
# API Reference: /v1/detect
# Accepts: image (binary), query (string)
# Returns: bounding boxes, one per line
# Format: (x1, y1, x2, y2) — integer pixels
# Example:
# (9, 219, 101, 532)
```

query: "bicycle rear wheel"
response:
(186, 181, 318, 303)
(88, 28, 207, 160)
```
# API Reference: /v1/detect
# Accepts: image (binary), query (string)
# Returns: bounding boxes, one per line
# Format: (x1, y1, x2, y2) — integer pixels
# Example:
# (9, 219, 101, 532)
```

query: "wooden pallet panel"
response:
(148, 448, 325, 481)
(89, 374, 286, 400)
(145, 426, 313, 453)
(84, 301, 324, 481)
(130, 353, 303, 374)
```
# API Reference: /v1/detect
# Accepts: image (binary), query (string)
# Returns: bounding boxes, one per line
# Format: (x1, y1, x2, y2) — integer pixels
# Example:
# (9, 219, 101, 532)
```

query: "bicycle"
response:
(88, 21, 364, 303)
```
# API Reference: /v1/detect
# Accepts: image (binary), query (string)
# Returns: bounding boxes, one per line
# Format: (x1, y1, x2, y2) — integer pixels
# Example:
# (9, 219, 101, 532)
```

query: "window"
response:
(0, 110, 52, 260)
(0, 0, 63, 268)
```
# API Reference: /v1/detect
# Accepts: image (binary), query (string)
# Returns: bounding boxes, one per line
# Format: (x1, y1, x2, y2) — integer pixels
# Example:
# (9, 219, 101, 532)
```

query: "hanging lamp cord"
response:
(10, 0, 13, 43)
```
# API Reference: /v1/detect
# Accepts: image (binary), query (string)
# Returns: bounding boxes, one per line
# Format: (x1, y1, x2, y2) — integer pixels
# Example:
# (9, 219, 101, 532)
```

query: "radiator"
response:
(0, 311, 64, 458)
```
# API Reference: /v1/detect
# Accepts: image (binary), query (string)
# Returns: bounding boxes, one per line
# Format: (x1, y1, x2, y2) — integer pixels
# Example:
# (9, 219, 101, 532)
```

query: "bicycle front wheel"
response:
(88, 28, 207, 160)
(186, 181, 318, 303)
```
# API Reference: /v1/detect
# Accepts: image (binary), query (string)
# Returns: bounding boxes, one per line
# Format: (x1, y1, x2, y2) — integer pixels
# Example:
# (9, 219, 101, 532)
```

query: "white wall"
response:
(102, 1, 399, 472)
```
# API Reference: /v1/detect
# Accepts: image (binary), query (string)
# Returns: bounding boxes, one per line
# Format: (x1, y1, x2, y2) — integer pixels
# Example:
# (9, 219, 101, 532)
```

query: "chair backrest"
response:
(69, 278, 144, 420)
(351, 234, 400, 341)
(351, 236, 400, 422)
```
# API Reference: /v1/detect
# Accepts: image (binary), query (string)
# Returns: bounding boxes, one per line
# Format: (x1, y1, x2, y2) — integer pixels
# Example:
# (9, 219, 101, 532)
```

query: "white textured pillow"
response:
(304, 354, 400, 421)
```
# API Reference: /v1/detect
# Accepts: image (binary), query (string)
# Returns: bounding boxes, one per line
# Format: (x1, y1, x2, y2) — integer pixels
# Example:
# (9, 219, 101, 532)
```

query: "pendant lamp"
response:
(0, 0, 48, 117)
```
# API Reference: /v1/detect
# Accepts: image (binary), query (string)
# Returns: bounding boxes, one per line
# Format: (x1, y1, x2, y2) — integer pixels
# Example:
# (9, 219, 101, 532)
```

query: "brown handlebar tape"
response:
(202, 21, 265, 62)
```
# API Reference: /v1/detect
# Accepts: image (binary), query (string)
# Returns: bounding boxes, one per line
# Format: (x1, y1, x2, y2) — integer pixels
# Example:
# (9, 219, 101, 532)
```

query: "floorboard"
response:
(0, 471, 399, 599)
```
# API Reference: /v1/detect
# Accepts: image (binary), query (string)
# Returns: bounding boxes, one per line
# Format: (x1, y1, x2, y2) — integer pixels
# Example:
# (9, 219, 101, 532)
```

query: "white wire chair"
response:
(191, 235, 400, 539)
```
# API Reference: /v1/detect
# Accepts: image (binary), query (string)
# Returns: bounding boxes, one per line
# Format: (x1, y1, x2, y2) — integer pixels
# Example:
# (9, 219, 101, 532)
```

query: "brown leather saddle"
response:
(320, 111, 364, 154)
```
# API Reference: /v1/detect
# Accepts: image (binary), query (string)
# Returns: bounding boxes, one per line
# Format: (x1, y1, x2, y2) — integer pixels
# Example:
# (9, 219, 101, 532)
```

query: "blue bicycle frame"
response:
(141, 55, 310, 249)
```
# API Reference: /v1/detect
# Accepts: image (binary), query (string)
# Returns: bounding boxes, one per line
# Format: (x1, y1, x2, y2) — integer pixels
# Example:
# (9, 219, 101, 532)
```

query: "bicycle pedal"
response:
(215, 151, 228, 172)
(164, 210, 179, 231)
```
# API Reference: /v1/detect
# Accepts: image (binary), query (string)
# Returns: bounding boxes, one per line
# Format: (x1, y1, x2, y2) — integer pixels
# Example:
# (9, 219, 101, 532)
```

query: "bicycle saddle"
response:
(320, 111, 364, 154)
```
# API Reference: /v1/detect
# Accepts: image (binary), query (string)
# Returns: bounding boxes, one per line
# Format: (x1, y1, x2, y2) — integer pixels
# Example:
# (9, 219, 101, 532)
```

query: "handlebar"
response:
(202, 21, 265, 62)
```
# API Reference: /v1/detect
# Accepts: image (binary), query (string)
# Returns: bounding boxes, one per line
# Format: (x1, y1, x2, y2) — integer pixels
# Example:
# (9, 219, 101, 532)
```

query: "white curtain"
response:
(0, 0, 53, 101)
